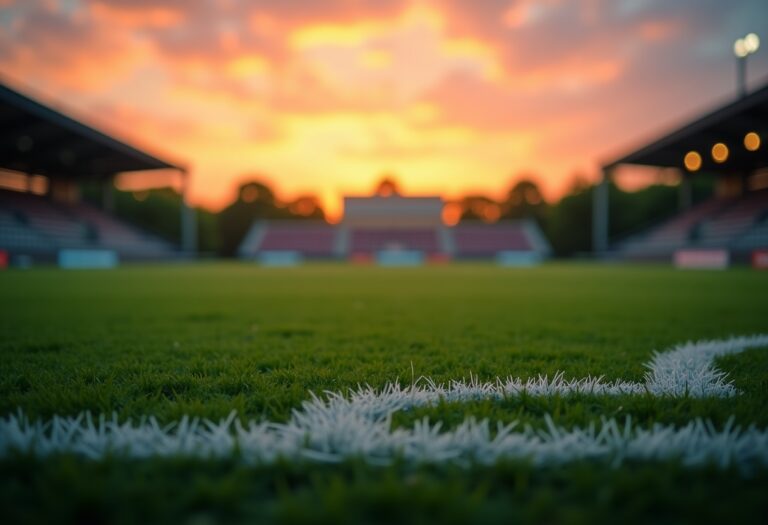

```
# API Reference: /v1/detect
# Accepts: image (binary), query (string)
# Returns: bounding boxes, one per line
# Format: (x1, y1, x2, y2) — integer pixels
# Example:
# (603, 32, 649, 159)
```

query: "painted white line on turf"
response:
(1, 335, 768, 470)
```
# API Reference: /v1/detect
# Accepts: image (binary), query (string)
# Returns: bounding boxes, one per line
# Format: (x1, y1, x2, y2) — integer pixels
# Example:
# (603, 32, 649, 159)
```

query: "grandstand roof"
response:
(604, 82, 768, 173)
(0, 82, 183, 178)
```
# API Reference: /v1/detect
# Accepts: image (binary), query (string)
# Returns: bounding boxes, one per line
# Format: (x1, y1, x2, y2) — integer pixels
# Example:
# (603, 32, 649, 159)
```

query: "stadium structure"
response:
(596, 82, 768, 264)
(0, 82, 194, 265)
(238, 192, 552, 264)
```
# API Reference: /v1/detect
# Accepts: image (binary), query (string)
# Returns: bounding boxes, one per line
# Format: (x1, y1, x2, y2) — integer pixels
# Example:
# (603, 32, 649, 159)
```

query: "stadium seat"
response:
(452, 223, 532, 257)
(348, 228, 440, 255)
(0, 190, 175, 260)
(239, 221, 338, 258)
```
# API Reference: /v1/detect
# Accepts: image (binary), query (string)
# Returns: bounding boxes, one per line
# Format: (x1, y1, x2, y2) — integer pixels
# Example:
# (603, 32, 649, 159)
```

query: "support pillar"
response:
(102, 176, 115, 213)
(679, 174, 692, 211)
(592, 168, 610, 256)
(180, 169, 197, 256)
(737, 56, 747, 99)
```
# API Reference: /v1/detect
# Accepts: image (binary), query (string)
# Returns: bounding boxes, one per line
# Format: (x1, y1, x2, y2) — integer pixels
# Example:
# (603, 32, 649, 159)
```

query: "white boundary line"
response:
(2, 335, 768, 471)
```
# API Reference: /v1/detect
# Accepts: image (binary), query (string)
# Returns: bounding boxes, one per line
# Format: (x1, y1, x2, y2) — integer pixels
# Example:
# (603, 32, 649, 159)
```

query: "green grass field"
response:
(1, 263, 768, 524)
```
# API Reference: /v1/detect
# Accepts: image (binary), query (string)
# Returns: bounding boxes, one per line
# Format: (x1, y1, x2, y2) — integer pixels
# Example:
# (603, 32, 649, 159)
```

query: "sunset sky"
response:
(1, 0, 767, 219)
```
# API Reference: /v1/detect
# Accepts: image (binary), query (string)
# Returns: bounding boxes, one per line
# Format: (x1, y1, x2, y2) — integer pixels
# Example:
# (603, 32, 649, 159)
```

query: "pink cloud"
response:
(0, 0, 765, 214)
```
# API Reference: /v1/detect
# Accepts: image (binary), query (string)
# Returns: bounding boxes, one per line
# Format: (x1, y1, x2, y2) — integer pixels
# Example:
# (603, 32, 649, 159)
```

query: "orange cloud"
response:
(90, 2, 184, 29)
(0, 0, 765, 220)
(636, 19, 681, 42)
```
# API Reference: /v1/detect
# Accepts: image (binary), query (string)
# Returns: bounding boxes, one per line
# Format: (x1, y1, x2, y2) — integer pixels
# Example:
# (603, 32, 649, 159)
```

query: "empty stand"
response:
(0, 190, 90, 248)
(622, 199, 727, 256)
(452, 223, 531, 257)
(735, 218, 768, 250)
(349, 228, 440, 255)
(696, 190, 768, 247)
(260, 224, 337, 256)
(621, 190, 768, 259)
(0, 210, 52, 252)
(0, 190, 175, 259)
(238, 221, 550, 261)
(69, 203, 174, 257)
(240, 222, 338, 257)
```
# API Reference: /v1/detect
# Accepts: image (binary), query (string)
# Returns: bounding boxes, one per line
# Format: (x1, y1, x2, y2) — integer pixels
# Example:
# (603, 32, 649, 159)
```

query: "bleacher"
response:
(69, 203, 173, 257)
(0, 190, 175, 260)
(259, 223, 337, 256)
(238, 221, 338, 258)
(349, 228, 440, 255)
(696, 191, 768, 247)
(0, 209, 51, 252)
(452, 223, 532, 257)
(237, 217, 552, 263)
(621, 190, 768, 260)
(0, 190, 91, 249)
(621, 199, 727, 257)
(734, 216, 768, 250)
(237, 190, 552, 263)
(0, 80, 190, 262)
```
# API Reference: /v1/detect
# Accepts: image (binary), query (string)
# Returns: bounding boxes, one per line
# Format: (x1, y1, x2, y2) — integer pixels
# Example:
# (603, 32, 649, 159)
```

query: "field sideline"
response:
(1, 263, 768, 523)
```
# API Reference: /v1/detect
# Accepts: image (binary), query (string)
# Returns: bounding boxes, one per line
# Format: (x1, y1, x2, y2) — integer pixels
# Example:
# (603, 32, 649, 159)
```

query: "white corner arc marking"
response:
(2, 335, 768, 471)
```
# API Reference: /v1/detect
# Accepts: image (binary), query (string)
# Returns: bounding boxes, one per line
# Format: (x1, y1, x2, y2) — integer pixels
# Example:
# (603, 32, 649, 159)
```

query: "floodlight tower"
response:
(734, 33, 760, 98)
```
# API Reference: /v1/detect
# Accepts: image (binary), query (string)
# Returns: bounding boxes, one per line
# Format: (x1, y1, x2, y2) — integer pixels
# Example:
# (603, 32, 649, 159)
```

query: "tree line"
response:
(84, 174, 714, 257)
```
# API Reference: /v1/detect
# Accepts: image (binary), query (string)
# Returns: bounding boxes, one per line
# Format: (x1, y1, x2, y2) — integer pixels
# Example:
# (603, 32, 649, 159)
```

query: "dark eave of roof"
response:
(0, 82, 184, 178)
(603, 82, 768, 173)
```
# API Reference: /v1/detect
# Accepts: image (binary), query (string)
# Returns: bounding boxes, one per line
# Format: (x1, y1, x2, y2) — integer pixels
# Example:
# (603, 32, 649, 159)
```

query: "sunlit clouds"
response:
(1, 0, 767, 219)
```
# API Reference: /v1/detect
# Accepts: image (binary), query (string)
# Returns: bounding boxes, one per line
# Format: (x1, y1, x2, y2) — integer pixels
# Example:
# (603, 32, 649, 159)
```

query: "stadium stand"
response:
(696, 190, 768, 247)
(0, 81, 186, 263)
(735, 215, 768, 250)
(0, 190, 90, 249)
(238, 195, 552, 263)
(621, 199, 728, 257)
(620, 190, 768, 260)
(452, 223, 532, 257)
(602, 81, 768, 263)
(238, 221, 338, 259)
(68, 202, 174, 257)
(0, 208, 51, 252)
(0, 189, 174, 259)
(349, 228, 440, 256)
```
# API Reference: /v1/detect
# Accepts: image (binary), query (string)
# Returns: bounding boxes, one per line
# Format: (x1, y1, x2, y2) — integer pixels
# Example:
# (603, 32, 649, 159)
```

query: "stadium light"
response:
(684, 151, 702, 172)
(744, 131, 761, 151)
(711, 143, 729, 163)
(734, 33, 760, 97)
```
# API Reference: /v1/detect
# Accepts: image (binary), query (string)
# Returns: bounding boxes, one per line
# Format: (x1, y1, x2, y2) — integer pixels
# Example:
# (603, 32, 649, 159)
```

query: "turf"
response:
(1, 263, 767, 523)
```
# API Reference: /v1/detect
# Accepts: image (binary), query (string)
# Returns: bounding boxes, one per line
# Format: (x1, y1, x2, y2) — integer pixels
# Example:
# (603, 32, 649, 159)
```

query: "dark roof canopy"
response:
(604, 82, 768, 174)
(0, 82, 183, 179)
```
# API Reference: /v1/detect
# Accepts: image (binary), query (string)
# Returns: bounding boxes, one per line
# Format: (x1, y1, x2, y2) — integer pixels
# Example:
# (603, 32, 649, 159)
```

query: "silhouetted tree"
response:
(545, 183, 593, 256)
(458, 195, 501, 223)
(217, 178, 326, 256)
(218, 180, 280, 256)
(374, 174, 401, 197)
(501, 177, 548, 226)
(288, 195, 325, 220)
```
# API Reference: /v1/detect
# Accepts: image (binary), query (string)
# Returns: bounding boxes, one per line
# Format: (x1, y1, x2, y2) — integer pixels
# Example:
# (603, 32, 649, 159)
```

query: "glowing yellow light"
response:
(744, 132, 761, 151)
(734, 38, 748, 58)
(734, 33, 760, 57)
(711, 143, 729, 163)
(744, 33, 760, 53)
(684, 151, 702, 171)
